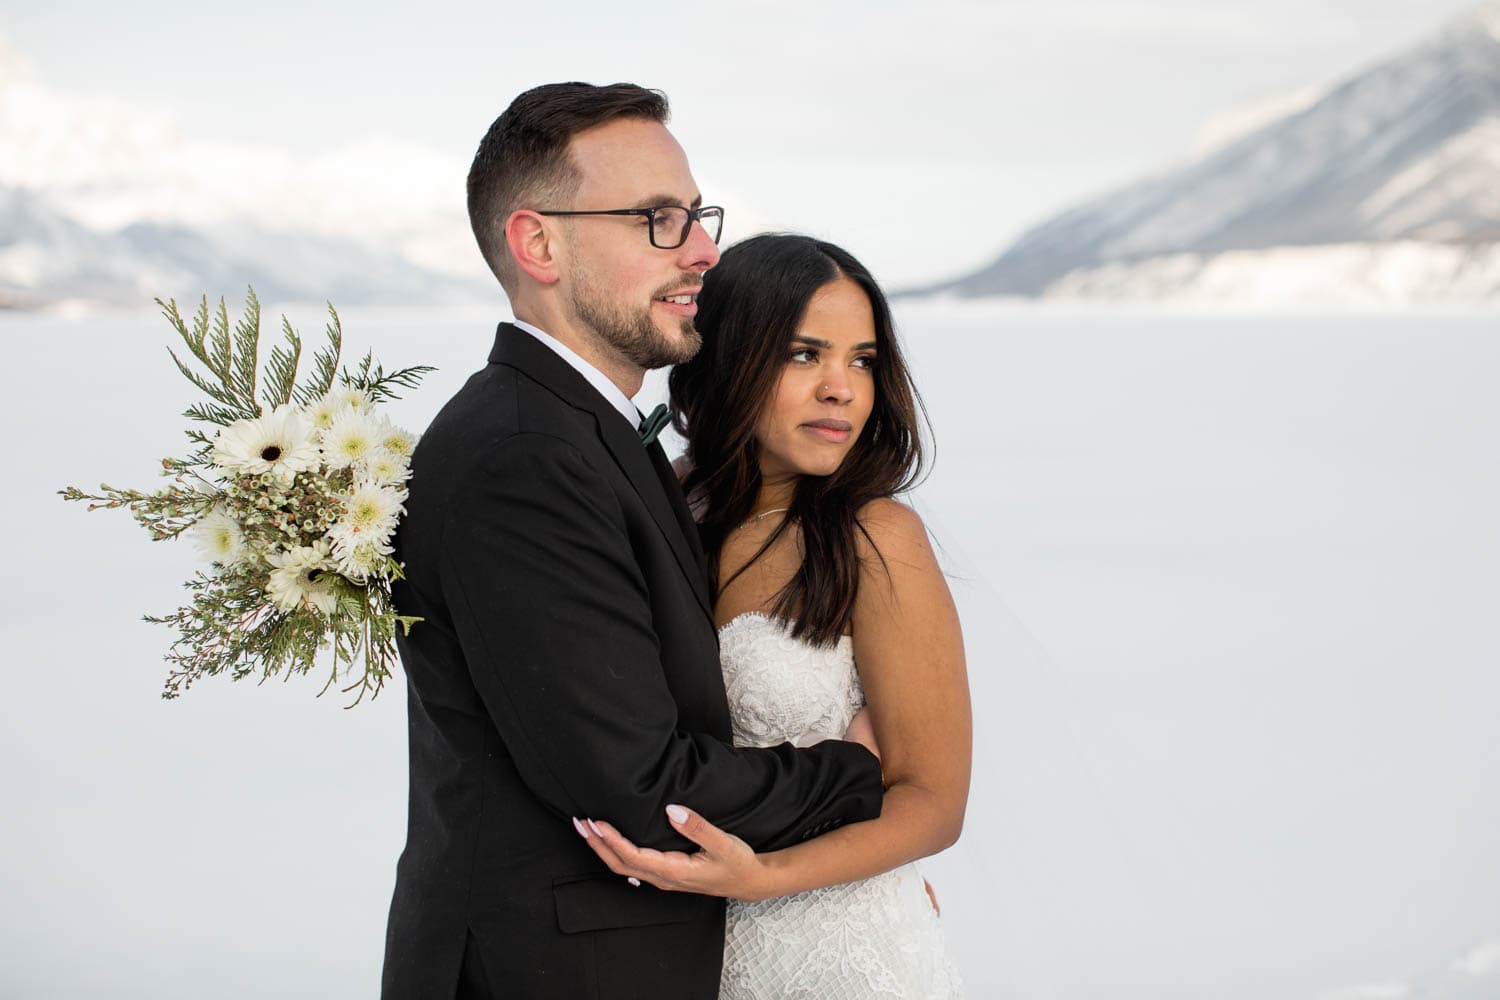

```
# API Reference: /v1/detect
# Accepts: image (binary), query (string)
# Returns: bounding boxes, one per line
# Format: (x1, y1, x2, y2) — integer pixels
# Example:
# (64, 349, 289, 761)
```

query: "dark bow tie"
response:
(638, 403, 671, 447)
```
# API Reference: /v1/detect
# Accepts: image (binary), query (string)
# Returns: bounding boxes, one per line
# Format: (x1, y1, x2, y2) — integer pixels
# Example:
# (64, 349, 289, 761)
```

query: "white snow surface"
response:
(5, 303, 1499, 999)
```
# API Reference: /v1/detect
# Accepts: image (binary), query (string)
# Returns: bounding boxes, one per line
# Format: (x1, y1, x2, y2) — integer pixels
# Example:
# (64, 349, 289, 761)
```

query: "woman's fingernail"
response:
(587, 818, 603, 837)
(572, 817, 590, 839)
(627, 877, 641, 887)
(666, 804, 688, 824)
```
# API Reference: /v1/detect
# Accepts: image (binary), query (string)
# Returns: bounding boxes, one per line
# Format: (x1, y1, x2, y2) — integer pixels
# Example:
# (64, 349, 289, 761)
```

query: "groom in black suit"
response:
(381, 84, 885, 999)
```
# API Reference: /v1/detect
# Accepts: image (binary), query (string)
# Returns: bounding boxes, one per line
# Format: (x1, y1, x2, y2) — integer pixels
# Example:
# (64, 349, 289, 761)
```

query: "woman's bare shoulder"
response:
(855, 496, 931, 554)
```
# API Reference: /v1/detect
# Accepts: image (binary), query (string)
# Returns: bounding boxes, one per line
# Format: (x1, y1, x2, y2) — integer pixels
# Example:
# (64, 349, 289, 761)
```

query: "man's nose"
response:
(676, 217, 721, 271)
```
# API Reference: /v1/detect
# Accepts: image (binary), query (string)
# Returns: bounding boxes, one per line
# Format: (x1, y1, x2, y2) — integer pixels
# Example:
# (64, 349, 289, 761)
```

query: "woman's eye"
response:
(789, 349, 817, 364)
(853, 355, 878, 370)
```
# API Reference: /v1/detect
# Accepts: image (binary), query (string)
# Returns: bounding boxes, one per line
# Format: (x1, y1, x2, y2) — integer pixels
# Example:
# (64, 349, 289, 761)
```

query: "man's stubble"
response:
(569, 258, 703, 371)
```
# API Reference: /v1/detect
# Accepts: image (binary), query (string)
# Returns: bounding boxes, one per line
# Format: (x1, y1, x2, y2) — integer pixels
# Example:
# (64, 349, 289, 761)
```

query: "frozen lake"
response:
(3, 301, 1498, 999)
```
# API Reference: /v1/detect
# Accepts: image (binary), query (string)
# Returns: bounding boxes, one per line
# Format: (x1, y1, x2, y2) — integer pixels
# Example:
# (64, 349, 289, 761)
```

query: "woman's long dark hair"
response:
(669, 234, 929, 646)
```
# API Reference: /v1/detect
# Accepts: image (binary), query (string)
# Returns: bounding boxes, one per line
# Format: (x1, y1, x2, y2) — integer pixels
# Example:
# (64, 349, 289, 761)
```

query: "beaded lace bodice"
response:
(716, 612, 962, 999)
(718, 612, 864, 750)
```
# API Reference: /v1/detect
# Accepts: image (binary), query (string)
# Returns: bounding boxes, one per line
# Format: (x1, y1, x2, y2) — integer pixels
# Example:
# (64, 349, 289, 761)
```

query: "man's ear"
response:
(505, 210, 562, 285)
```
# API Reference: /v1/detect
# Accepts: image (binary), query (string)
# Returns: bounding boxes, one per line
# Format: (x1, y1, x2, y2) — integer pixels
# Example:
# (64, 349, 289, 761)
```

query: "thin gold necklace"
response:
(739, 506, 788, 528)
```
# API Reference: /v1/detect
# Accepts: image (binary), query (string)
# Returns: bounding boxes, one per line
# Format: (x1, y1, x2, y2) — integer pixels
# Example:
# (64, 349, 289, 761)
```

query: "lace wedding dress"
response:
(718, 611, 963, 999)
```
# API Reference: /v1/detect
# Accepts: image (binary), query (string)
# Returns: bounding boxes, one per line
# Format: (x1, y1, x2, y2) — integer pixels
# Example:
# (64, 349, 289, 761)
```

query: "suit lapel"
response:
(488, 324, 715, 623)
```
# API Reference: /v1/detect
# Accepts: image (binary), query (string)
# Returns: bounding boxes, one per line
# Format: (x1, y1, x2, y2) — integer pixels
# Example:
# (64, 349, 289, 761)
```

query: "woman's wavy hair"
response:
(669, 234, 929, 646)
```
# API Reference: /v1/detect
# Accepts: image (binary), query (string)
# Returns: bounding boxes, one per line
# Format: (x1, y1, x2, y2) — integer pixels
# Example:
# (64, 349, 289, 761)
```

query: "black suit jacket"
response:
(381, 324, 884, 999)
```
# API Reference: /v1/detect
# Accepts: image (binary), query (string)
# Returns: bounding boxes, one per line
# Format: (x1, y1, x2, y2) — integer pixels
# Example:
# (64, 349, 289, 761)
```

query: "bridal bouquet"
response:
(61, 290, 433, 705)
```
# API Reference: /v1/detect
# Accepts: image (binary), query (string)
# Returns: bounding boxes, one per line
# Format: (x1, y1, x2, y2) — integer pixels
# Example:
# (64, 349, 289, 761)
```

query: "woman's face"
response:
(752, 277, 879, 482)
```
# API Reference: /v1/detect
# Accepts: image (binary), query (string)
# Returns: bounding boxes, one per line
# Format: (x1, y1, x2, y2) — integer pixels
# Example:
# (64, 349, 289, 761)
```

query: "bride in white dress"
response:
(579, 234, 971, 998)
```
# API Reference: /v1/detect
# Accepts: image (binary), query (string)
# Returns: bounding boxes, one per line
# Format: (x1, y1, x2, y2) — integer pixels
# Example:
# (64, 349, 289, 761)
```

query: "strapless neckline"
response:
(715, 610, 853, 645)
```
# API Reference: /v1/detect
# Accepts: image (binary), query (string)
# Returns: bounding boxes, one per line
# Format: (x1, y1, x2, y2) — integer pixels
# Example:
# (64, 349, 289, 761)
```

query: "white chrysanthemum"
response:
(307, 394, 344, 435)
(322, 409, 385, 470)
(360, 449, 412, 487)
(265, 542, 339, 617)
(331, 535, 393, 584)
(330, 482, 406, 545)
(378, 423, 418, 459)
(335, 386, 374, 413)
(193, 507, 246, 567)
(211, 405, 321, 483)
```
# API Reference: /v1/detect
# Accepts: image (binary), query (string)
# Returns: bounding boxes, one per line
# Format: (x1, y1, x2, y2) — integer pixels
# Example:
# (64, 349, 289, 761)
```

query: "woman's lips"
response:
(801, 419, 853, 443)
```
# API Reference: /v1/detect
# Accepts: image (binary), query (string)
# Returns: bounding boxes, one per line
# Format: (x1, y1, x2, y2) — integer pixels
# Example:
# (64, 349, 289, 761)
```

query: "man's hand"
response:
(573, 805, 777, 902)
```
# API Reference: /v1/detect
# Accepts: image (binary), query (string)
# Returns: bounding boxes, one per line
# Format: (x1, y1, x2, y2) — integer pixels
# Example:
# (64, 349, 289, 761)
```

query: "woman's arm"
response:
(755, 497, 971, 894)
(576, 498, 972, 900)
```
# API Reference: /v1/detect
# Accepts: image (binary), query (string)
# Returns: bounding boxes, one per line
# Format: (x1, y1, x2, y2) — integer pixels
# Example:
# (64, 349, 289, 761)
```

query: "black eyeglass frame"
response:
(534, 205, 725, 249)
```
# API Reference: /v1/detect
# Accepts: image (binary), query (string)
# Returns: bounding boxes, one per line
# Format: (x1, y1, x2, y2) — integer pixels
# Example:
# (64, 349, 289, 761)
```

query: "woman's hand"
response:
(572, 805, 777, 902)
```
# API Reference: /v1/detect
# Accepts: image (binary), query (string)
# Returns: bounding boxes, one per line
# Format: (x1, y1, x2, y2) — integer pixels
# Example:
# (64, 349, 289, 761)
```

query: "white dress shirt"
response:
(511, 319, 641, 429)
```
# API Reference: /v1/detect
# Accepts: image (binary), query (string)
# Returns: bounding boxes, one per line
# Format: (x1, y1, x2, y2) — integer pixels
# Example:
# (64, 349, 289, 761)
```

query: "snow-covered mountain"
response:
(0, 184, 487, 310)
(930, 2, 1500, 304)
(0, 39, 492, 310)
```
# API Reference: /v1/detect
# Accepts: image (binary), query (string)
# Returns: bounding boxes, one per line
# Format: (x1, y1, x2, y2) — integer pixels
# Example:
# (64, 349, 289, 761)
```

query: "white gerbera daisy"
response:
(265, 543, 340, 616)
(211, 405, 321, 483)
(193, 507, 246, 567)
(322, 409, 384, 470)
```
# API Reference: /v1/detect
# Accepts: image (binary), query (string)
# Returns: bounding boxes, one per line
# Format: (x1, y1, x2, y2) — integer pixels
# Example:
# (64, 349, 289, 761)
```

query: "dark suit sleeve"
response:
(439, 431, 883, 852)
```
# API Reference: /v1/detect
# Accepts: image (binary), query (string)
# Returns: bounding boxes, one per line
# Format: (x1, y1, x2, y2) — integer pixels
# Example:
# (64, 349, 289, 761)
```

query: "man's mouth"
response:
(654, 289, 701, 317)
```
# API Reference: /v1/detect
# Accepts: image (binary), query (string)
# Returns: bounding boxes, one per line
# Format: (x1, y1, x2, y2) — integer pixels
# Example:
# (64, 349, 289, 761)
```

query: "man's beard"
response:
(570, 268, 702, 370)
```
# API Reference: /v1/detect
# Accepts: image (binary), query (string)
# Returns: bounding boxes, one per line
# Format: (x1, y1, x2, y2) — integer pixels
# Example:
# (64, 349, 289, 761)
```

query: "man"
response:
(382, 83, 885, 999)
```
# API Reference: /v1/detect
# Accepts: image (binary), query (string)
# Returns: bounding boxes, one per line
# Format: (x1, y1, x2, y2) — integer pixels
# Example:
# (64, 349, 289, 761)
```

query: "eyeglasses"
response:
(535, 205, 725, 249)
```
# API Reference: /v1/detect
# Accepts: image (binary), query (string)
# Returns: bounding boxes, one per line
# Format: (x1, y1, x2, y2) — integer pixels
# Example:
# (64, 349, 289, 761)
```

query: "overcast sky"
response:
(0, 0, 1486, 286)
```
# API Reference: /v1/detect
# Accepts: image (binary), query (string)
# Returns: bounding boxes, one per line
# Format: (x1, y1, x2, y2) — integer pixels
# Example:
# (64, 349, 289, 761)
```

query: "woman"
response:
(577, 234, 971, 998)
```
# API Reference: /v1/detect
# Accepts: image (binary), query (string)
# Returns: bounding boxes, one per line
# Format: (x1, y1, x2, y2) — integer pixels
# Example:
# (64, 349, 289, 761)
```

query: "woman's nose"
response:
(819, 372, 855, 403)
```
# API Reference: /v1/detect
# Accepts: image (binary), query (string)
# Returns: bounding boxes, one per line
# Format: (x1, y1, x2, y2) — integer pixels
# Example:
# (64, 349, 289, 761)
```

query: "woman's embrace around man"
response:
(382, 80, 970, 1000)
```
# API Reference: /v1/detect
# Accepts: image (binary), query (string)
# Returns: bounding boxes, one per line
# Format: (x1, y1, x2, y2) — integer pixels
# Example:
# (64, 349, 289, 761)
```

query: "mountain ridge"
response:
(926, 1, 1500, 302)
